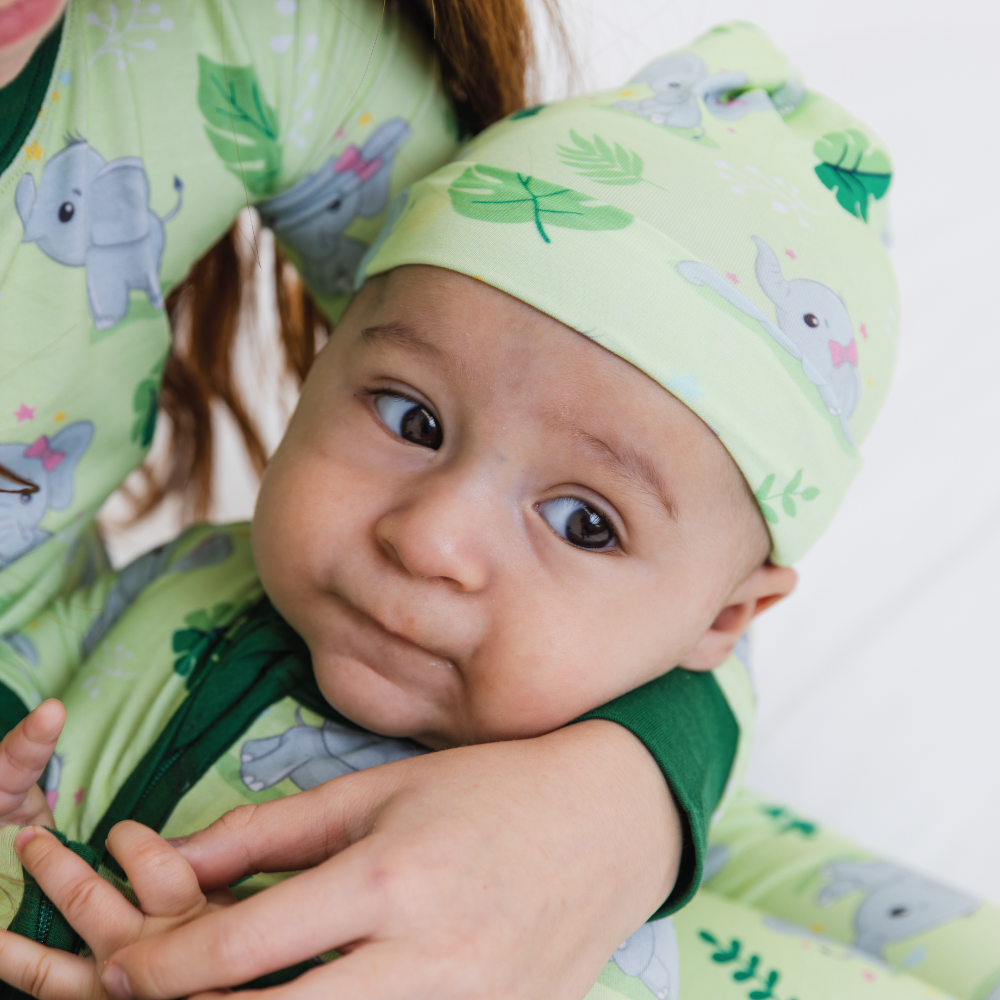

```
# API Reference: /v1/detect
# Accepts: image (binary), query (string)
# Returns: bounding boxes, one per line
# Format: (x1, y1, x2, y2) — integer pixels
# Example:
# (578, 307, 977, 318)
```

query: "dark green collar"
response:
(0, 18, 63, 176)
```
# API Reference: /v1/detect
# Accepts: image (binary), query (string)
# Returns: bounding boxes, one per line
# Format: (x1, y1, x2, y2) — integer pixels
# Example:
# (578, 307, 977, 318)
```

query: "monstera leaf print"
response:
(448, 164, 633, 243)
(813, 129, 891, 222)
(197, 56, 282, 198)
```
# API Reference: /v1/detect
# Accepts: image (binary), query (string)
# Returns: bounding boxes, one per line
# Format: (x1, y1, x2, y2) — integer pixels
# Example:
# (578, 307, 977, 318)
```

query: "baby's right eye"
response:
(538, 497, 617, 550)
(374, 394, 443, 450)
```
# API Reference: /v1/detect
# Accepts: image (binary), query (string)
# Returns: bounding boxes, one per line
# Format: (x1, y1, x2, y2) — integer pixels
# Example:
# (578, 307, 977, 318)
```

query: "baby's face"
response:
(254, 266, 790, 749)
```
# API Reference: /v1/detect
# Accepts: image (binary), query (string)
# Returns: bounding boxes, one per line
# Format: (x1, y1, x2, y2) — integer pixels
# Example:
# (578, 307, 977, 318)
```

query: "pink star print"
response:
(14, 404, 35, 423)
(73, 787, 86, 806)
(726, 272, 740, 285)
(860, 323, 868, 339)
(784, 249, 797, 260)
(726, 127, 736, 133)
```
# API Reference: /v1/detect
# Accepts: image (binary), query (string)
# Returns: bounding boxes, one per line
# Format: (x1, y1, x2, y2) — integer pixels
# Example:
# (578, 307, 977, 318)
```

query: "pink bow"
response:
(25, 436, 65, 472)
(829, 339, 858, 368)
(334, 145, 384, 182)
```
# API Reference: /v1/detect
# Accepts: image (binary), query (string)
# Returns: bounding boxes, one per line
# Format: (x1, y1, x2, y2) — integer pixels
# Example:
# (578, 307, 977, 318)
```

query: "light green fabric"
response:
(361, 22, 900, 567)
(0, 0, 459, 653)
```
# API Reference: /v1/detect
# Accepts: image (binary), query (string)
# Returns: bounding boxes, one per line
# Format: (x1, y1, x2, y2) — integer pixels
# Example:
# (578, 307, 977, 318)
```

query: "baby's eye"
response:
(538, 497, 616, 550)
(375, 394, 442, 450)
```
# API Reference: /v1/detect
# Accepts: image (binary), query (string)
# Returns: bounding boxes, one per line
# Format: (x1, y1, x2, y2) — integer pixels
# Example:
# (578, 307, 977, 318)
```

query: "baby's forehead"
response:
(353, 265, 756, 517)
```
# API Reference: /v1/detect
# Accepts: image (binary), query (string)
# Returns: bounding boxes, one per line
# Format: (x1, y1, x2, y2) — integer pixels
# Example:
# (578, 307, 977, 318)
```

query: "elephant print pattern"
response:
(15, 140, 182, 331)
(678, 237, 861, 446)
(0, 422, 93, 566)
(613, 917, 680, 999)
(258, 118, 411, 297)
(818, 861, 980, 960)
(240, 711, 428, 793)
(613, 52, 776, 134)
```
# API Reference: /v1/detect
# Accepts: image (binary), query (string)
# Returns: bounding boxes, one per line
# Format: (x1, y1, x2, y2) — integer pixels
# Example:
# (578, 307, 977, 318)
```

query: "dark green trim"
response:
(86, 599, 317, 859)
(0, 681, 30, 742)
(0, 832, 110, 1000)
(580, 667, 739, 917)
(0, 19, 63, 176)
(0, 598, 337, 994)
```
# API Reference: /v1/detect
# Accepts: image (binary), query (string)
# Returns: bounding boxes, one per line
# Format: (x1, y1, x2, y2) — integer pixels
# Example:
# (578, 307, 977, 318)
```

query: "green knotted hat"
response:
(358, 22, 899, 565)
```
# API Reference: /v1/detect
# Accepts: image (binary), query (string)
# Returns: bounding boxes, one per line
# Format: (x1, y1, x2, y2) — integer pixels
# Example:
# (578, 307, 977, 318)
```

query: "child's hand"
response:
(0, 700, 65, 829)
(0, 821, 232, 999)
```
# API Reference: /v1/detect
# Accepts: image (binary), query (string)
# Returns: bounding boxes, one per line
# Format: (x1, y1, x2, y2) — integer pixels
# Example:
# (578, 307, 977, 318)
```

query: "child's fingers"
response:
(105, 821, 206, 920)
(0, 701, 65, 812)
(0, 927, 101, 1000)
(14, 828, 144, 957)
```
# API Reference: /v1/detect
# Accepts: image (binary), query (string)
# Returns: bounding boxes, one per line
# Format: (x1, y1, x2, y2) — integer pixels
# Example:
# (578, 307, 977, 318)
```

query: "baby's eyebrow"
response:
(361, 321, 443, 356)
(577, 431, 678, 521)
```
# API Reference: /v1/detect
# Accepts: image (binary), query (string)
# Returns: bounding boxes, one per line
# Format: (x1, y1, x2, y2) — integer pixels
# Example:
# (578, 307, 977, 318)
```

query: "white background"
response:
(100, 0, 1000, 904)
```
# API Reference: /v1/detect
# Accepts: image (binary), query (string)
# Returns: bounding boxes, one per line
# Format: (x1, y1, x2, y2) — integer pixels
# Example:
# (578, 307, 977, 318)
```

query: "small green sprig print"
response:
(557, 131, 668, 191)
(754, 470, 819, 524)
(699, 933, 797, 1000)
(761, 805, 818, 838)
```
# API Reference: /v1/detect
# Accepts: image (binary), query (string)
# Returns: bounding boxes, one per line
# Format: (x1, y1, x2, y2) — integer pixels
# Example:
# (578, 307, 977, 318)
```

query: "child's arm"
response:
(0, 821, 225, 999)
(0, 701, 64, 829)
(99, 720, 679, 1000)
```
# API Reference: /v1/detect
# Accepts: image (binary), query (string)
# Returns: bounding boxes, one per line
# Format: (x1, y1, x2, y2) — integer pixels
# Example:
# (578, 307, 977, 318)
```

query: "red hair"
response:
(132, 0, 566, 521)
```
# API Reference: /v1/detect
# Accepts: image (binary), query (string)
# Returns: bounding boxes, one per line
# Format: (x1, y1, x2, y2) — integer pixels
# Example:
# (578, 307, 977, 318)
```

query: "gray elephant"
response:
(678, 236, 860, 446)
(613, 917, 680, 1000)
(240, 711, 428, 793)
(614, 52, 774, 133)
(16, 140, 183, 330)
(259, 118, 410, 297)
(818, 860, 979, 959)
(0, 421, 93, 566)
(81, 532, 234, 657)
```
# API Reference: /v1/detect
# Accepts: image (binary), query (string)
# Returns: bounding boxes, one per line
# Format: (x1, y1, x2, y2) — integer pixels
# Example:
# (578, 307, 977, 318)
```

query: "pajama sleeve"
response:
(580, 667, 740, 918)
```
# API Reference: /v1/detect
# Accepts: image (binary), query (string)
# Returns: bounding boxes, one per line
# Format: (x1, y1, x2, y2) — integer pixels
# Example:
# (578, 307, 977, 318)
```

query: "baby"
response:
(6, 23, 987, 1000)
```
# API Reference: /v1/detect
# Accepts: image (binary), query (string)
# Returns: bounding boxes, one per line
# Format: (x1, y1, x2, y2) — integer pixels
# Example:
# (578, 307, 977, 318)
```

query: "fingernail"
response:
(14, 827, 39, 852)
(166, 836, 188, 848)
(103, 964, 133, 1000)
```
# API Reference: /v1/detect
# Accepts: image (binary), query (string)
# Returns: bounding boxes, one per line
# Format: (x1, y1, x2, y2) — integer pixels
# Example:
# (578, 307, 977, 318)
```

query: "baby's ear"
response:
(678, 564, 797, 672)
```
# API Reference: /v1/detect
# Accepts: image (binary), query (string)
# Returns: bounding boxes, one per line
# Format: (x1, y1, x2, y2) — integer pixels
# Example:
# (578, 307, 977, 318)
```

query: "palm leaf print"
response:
(558, 130, 645, 185)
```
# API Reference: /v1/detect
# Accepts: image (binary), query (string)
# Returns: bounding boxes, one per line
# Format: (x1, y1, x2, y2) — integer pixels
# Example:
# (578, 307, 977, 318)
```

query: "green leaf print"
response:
(558, 130, 645, 186)
(197, 55, 282, 198)
(710, 939, 741, 962)
(131, 358, 165, 448)
(448, 164, 633, 244)
(511, 104, 547, 120)
(172, 602, 235, 689)
(813, 129, 891, 222)
(755, 470, 819, 524)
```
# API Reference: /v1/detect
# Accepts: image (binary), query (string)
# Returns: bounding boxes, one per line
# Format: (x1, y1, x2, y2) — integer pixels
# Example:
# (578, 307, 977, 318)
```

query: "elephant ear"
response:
(752, 235, 792, 306)
(630, 51, 706, 86)
(15, 173, 36, 228)
(45, 421, 94, 510)
(90, 159, 150, 246)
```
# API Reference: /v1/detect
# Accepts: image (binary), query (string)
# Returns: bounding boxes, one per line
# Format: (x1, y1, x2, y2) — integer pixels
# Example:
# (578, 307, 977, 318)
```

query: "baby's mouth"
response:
(318, 590, 459, 690)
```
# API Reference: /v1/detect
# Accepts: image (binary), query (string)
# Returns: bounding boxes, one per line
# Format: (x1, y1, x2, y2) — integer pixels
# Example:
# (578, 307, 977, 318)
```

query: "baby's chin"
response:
(311, 651, 462, 750)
